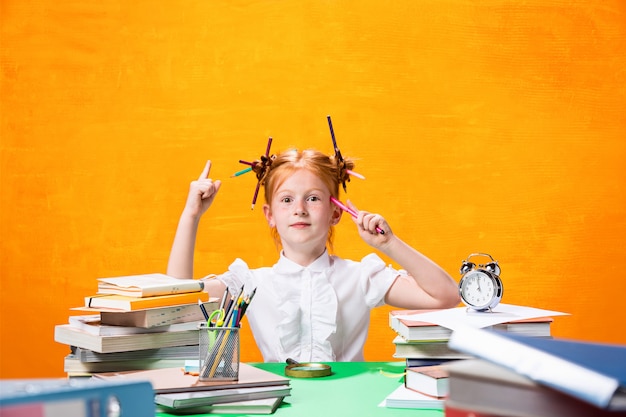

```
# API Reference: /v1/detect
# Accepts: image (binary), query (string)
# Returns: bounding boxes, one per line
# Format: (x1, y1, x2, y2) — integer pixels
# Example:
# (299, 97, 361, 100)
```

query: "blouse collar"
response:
(273, 249, 332, 275)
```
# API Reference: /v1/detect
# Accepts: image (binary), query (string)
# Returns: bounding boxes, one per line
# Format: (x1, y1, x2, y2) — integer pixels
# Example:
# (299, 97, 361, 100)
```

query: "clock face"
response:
(460, 270, 501, 310)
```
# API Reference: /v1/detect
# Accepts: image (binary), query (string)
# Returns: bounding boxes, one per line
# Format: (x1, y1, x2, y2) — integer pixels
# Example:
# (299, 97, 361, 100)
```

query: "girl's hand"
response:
(347, 200, 392, 247)
(184, 160, 222, 218)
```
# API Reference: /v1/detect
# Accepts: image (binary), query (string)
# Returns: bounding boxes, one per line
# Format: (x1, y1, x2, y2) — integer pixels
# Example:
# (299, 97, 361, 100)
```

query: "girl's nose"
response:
(294, 200, 308, 216)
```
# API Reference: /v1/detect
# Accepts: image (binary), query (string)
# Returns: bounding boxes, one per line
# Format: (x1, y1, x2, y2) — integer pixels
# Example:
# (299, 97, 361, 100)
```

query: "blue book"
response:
(0, 378, 155, 417)
(448, 326, 626, 411)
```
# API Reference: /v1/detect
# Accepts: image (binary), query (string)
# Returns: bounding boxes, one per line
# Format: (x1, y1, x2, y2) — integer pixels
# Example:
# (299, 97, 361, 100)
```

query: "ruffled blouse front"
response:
(217, 250, 398, 363)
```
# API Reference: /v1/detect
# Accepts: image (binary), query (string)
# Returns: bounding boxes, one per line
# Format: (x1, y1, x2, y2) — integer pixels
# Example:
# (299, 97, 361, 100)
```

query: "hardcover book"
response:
(82, 291, 210, 311)
(448, 326, 626, 411)
(405, 364, 450, 398)
(446, 358, 626, 417)
(94, 363, 290, 394)
(156, 396, 286, 415)
(154, 384, 291, 409)
(98, 299, 218, 328)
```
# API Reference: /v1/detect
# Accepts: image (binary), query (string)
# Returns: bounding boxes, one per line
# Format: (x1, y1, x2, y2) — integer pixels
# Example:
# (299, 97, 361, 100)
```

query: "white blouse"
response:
(216, 250, 399, 363)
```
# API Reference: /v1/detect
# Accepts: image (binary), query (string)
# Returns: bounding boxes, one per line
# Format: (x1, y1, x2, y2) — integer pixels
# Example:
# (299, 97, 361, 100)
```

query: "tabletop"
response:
(156, 361, 443, 417)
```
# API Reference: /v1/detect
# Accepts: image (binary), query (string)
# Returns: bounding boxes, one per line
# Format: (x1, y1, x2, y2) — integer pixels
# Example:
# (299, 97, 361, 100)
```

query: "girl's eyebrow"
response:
(276, 187, 326, 195)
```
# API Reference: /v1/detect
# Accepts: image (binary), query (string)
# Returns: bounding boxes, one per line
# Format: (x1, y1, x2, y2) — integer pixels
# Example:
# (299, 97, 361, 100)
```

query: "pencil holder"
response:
(197, 323, 240, 381)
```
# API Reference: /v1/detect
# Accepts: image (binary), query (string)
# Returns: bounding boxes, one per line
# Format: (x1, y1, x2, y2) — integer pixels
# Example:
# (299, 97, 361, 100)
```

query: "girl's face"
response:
(263, 169, 342, 258)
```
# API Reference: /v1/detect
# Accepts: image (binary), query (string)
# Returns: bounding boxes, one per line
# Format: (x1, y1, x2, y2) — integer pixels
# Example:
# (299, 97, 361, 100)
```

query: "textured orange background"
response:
(1, 1, 625, 378)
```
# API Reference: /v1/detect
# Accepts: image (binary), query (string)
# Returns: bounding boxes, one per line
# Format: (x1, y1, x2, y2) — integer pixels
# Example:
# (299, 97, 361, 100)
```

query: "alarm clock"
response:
(458, 253, 503, 312)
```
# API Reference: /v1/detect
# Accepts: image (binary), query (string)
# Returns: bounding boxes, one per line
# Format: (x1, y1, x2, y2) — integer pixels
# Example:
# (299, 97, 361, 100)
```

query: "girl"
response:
(167, 149, 460, 362)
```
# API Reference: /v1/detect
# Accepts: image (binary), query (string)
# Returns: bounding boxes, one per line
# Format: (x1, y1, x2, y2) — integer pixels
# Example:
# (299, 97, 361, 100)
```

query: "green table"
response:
(157, 361, 443, 416)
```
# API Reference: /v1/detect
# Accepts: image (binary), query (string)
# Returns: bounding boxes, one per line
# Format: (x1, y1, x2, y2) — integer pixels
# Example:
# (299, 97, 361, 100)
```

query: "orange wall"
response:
(2, 0, 625, 378)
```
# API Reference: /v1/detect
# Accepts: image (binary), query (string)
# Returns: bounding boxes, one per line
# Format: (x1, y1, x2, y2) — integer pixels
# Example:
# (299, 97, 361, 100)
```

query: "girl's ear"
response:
(263, 204, 273, 226)
(331, 205, 343, 225)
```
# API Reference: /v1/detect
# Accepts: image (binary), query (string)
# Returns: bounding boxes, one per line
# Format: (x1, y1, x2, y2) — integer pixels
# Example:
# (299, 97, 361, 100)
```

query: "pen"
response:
(198, 299, 210, 321)
(327, 115, 342, 161)
(330, 196, 385, 234)
(251, 137, 273, 209)
(326, 115, 365, 181)
(236, 287, 256, 327)
(345, 169, 365, 180)
(218, 287, 229, 312)
(231, 167, 252, 177)
(222, 285, 244, 327)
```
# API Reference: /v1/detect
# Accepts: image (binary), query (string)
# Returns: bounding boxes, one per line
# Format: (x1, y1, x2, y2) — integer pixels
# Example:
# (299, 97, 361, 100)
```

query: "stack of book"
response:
(389, 309, 554, 368)
(445, 326, 626, 417)
(383, 304, 568, 411)
(54, 273, 219, 376)
(94, 362, 291, 414)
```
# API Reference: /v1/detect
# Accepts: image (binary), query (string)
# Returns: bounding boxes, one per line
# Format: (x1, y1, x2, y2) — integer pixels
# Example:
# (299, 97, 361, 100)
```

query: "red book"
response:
(445, 402, 500, 417)
(405, 365, 449, 398)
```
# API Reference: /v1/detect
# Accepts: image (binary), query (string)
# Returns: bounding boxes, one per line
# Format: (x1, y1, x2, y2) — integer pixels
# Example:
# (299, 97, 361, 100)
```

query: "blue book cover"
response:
(448, 325, 626, 411)
(0, 378, 155, 417)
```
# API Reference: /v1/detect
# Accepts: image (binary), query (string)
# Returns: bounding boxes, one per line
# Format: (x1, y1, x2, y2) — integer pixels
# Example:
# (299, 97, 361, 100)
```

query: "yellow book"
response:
(84, 291, 209, 311)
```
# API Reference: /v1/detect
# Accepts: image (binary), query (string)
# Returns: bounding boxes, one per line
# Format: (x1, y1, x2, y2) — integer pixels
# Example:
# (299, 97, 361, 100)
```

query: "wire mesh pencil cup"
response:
(198, 323, 240, 381)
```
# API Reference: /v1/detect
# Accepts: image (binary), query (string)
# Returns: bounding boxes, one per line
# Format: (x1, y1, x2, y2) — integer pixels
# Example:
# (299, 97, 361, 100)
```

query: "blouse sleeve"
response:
(217, 258, 255, 295)
(359, 253, 402, 308)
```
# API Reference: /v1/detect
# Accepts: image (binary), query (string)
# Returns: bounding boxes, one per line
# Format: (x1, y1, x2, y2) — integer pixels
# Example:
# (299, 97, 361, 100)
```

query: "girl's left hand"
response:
(346, 200, 392, 246)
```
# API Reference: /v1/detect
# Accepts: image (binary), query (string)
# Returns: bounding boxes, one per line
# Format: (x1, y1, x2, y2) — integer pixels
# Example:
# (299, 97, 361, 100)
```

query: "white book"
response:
(97, 273, 204, 297)
(54, 324, 199, 354)
(71, 345, 199, 363)
(69, 315, 200, 336)
(64, 354, 190, 374)
(379, 384, 444, 410)
(156, 396, 285, 415)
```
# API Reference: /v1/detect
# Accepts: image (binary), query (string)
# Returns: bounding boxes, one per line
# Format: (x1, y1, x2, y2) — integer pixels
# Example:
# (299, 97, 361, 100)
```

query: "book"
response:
(99, 300, 218, 328)
(380, 384, 444, 410)
(448, 326, 626, 411)
(392, 336, 471, 360)
(97, 273, 204, 297)
(444, 402, 508, 417)
(83, 291, 209, 311)
(94, 363, 290, 394)
(156, 396, 285, 415)
(0, 378, 154, 417)
(446, 358, 626, 417)
(390, 309, 452, 341)
(70, 345, 199, 363)
(68, 315, 200, 336)
(54, 324, 199, 354)
(405, 364, 449, 398)
(64, 354, 190, 375)
(406, 358, 457, 368)
(390, 310, 553, 342)
(154, 384, 291, 408)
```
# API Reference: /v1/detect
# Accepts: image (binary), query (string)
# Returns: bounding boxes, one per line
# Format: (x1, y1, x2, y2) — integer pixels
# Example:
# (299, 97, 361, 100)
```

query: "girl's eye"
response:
(308, 196, 321, 202)
(281, 197, 293, 203)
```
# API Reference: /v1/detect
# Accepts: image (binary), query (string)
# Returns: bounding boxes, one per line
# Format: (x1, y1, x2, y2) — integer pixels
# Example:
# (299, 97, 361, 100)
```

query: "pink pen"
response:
(330, 196, 385, 234)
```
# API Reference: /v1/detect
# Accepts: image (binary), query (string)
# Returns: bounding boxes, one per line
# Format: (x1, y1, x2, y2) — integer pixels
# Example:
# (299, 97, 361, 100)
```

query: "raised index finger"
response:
(198, 160, 212, 180)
